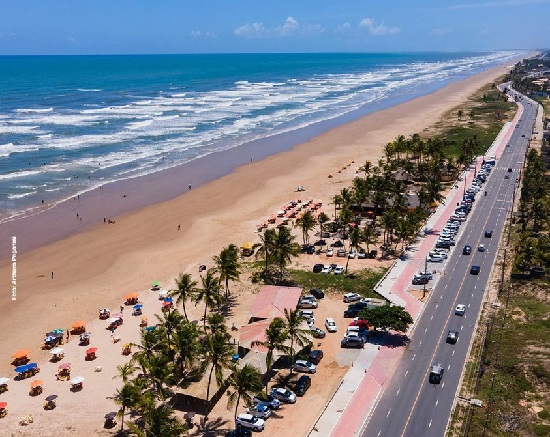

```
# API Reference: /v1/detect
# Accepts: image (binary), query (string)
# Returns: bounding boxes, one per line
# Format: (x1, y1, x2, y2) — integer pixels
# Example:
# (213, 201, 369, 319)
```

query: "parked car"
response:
(470, 265, 480, 275)
(344, 302, 369, 318)
(337, 249, 346, 257)
(343, 293, 361, 303)
(299, 310, 315, 324)
(247, 404, 271, 419)
(341, 335, 365, 348)
(270, 387, 297, 404)
(357, 249, 367, 259)
(298, 298, 318, 309)
(309, 326, 326, 339)
(294, 375, 311, 397)
(308, 349, 324, 365)
(309, 288, 324, 299)
(253, 394, 280, 410)
(325, 318, 337, 333)
(225, 428, 253, 437)
(427, 254, 444, 263)
(292, 360, 316, 374)
(368, 250, 378, 259)
(429, 364, 444, 384)
(321, 265, 332, 274)
(333, 266, 345, 275)
(306, 245, 316, 254)
(348, 248, 356, 259)
(446, 330, 459, 344)
(326, 248, 334, 257)
(236, 414, 265, 431)
(312, 264, 323, 273)
(455, 304, 466, 316)
(412, 275, 429, 285)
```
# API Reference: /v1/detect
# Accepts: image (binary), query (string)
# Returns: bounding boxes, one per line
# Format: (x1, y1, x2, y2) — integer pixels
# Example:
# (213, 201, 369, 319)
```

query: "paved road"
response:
(362, 93, 537, 437)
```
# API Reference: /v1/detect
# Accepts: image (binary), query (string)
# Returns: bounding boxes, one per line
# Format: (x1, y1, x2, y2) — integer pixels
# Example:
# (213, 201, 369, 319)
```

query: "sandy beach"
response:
(0, 62, 517, 435)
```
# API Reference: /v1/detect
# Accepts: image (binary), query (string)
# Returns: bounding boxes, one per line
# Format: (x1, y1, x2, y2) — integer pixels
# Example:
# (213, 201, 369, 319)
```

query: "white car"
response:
(333, 266, 345, 275)
(299, 310, 315, 324)
(343, 293, 361, 303)
(348, 248, 356, 259)
(325, 318, 337, 332)
(429, 251, 447, 260)
(292, 359, 317, 374)
(326, 248, 334, 257)
(247, 404, 271, 419)
(270, 387, 297, 403)
(427, 254, 444, 263)
(321, 265, 332, 274)
(455, 304, 466, 316)
(236, 413, 265, 431)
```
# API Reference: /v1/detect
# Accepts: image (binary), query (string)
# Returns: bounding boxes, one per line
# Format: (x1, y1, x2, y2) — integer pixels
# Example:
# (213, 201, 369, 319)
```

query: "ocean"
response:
(0, 51, 526, 223)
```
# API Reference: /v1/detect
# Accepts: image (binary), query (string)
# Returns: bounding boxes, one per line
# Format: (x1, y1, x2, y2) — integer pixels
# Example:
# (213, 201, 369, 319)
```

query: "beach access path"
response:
(309, 105, 522, 437)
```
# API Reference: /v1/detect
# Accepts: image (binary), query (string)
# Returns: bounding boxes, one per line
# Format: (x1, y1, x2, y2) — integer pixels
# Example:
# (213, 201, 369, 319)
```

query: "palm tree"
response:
(155, 308, 185, 342)
(283, 309, 312, 372)
(110, 382, 141, 432)
(170, 273, 197, 321)
(131, 329, 164, 374)
(195, 269, 223, 330)
(213, 244, 241, 299)
(203, 332, 235, 414)
(257, 228, 276, 275)
(362, 226, 377, 253)
(251, 317, 288, 392)
(171, 320, 202, 382)
(295, 209, 317, 245)
(226, 364, 264, 427)
(126, 403, 187, 437)
(113, 362, 138, 384)
(270, 226, 300, 283)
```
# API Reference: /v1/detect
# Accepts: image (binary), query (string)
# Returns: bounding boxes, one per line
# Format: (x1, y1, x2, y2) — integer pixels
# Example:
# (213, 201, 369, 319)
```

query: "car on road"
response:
(247, 404, 272, 419)
(312, 264, 323, 273)
(333, 266, 345, 275)
(294, 375, 311, 397)
(446, 330, 459, 344)
(429, 364, 445, 384)
(470, 265, 480, 275)
(462, 245, 472, 255)
(309, 288, 324, 299)
(485, 230, 493, 238)
(308, 349, 324, 364)
(455, 304, 466, 316)
(270, 387, 297, 404)
(341, 334, 365, 348)
(427, 253, 444, 263)
(236, 414, 265, 432)
(253, 394, 280, 410)
(293, 359, 317, 374)
(225, 428, 253, 437)
(325, 318, 337, 332)
(309, 326, 326, 339)
(343, 293, 361, 303)
(478, 244, 486, 252)
(326, 248, 334, 257)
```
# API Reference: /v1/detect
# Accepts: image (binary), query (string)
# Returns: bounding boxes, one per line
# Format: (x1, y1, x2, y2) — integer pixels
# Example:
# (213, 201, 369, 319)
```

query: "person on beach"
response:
(178, 224, 181, 231)
(188, 184, 192, 190)
(51, 272, 54, 279)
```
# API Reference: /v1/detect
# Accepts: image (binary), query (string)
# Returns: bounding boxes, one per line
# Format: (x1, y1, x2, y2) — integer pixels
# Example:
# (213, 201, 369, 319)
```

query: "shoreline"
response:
(0, 60, 519, 260)
(0, 63, 522, 434)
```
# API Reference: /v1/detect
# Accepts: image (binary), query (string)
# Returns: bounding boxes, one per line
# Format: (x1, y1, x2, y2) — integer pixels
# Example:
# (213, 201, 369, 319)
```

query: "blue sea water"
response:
(0, 51, 526, 221)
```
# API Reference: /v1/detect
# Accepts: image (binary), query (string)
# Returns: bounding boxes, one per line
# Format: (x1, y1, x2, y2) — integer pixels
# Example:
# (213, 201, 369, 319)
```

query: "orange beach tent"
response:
(12, 350, 30, 360)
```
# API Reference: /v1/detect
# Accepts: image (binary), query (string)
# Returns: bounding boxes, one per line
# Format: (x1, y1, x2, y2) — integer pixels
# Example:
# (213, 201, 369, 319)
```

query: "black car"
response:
(436, 240, 451, 249)
(225, 427, 253, 437)
(507, 168, 513, 173)
(470, 265, 480, 275)
(429, 364, 444, 384)
(344, 301, 369, 318)
(462, 245, 472, 255)
(310, 288, 325, 299)
(485, 230, 493, 238)
(368, 250, 378, 259)
(294, 375, 311, 396)
(307, 245, 316, 254)
(308, 349, 324, 364)
(412, 276, 429, 285)
(446, 330, 459, 344)
(312, 264, 323, 273)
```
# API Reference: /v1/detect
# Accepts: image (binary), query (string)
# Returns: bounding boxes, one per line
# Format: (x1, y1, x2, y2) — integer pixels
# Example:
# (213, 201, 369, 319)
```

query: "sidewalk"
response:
(309, 105, 521, 437)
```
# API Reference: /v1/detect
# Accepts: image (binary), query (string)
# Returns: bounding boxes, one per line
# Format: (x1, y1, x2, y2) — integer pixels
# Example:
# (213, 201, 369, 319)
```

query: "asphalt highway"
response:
(363, 93, 537, 437)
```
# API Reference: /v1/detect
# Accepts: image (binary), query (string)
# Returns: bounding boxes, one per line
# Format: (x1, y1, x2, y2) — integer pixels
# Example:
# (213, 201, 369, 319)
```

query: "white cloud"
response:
(359, 18, 400, 36)
(67, 36, 77, 43)
(431, 28, 453, 35)
(190, 30, 218, 39)
(190, 30, 201, 38)
(234, 16, 324, 38)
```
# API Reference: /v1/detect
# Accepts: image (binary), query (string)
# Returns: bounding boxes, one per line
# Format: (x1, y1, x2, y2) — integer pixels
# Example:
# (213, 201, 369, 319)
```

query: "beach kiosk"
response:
(85, 347, 97, 361)
(70, 376, 84, 391)
(49, 347, 65, 362)
(124, 293, 138, 305)
(0, 378, 9, 394)
(29, 379, 43, 396)
(240, 242, 254, 257)
(99, 308, 111, 320)
(0, 401, 7, 418)
(44, 395, 57, 410)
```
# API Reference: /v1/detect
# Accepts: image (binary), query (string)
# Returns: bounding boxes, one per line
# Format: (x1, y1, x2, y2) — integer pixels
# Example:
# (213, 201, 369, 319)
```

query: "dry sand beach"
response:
(0, 63, 517, 436)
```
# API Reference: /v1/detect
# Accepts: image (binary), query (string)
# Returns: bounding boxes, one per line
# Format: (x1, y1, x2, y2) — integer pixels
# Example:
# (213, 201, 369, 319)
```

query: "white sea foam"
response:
(15, 107, 54, 114)
(76, 88, 102, 92)
(7, 191, 37, 199)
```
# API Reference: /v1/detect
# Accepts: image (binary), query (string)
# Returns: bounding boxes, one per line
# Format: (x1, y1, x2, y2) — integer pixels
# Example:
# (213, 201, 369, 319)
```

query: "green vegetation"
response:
(359, 305, 413, 333)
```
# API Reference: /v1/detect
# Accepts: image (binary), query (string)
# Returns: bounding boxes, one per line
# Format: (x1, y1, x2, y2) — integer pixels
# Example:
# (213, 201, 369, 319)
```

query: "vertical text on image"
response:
(11, 236, 17, 301)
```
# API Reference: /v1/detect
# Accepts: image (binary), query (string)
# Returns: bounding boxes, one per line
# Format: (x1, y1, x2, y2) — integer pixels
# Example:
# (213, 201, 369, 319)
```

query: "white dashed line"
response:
(396, 388, 400, 396)
(387, 408, 391, 417)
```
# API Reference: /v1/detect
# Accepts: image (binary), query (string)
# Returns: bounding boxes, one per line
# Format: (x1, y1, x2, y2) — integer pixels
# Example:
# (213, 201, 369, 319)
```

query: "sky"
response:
(0, 0, 548, 55)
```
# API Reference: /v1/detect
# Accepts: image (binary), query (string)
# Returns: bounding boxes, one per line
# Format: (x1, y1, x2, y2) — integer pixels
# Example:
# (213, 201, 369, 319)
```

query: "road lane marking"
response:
(429, 420, 432, 428)
(425, 328, 428, 332)
(405, 370, 408, 377)
(452, 350, 455, 356)
(377, 431, 381, 437)
(436, 399, 439, 406)
(396, 388, 400, 396)
(430, 315, 433, 320)
(448, 365, 451, 371)
(387, 408, 391, 417)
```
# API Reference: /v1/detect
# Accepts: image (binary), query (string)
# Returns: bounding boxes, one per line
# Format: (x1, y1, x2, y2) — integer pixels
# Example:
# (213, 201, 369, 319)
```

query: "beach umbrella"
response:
(85, 347, 97, 355)
(71, 321, 86, 330)
(12, 350, 30, 360)
(49, 347, 64, 355)
(58, 363, 71, 370)
(145, 326, 156, 331)
(70, 376, 84, 385)
(0, 402, 7, 408)
(26, 363, 38, 370)
(30, 379, 43, 388)
(52, 329, 63, 334)
(152, 281, 161, 287)
(163, 297, 173, 303)
(0, 377, 9, 385)
(158, 290, 168, 298)
(162, 301, 172, 308)
(133, 304, 143, 309)
(15, 365, 28, 373)
(44, 336, 56, 343)
(45, 395, 58, 402)
(124, 292, 138, 300)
